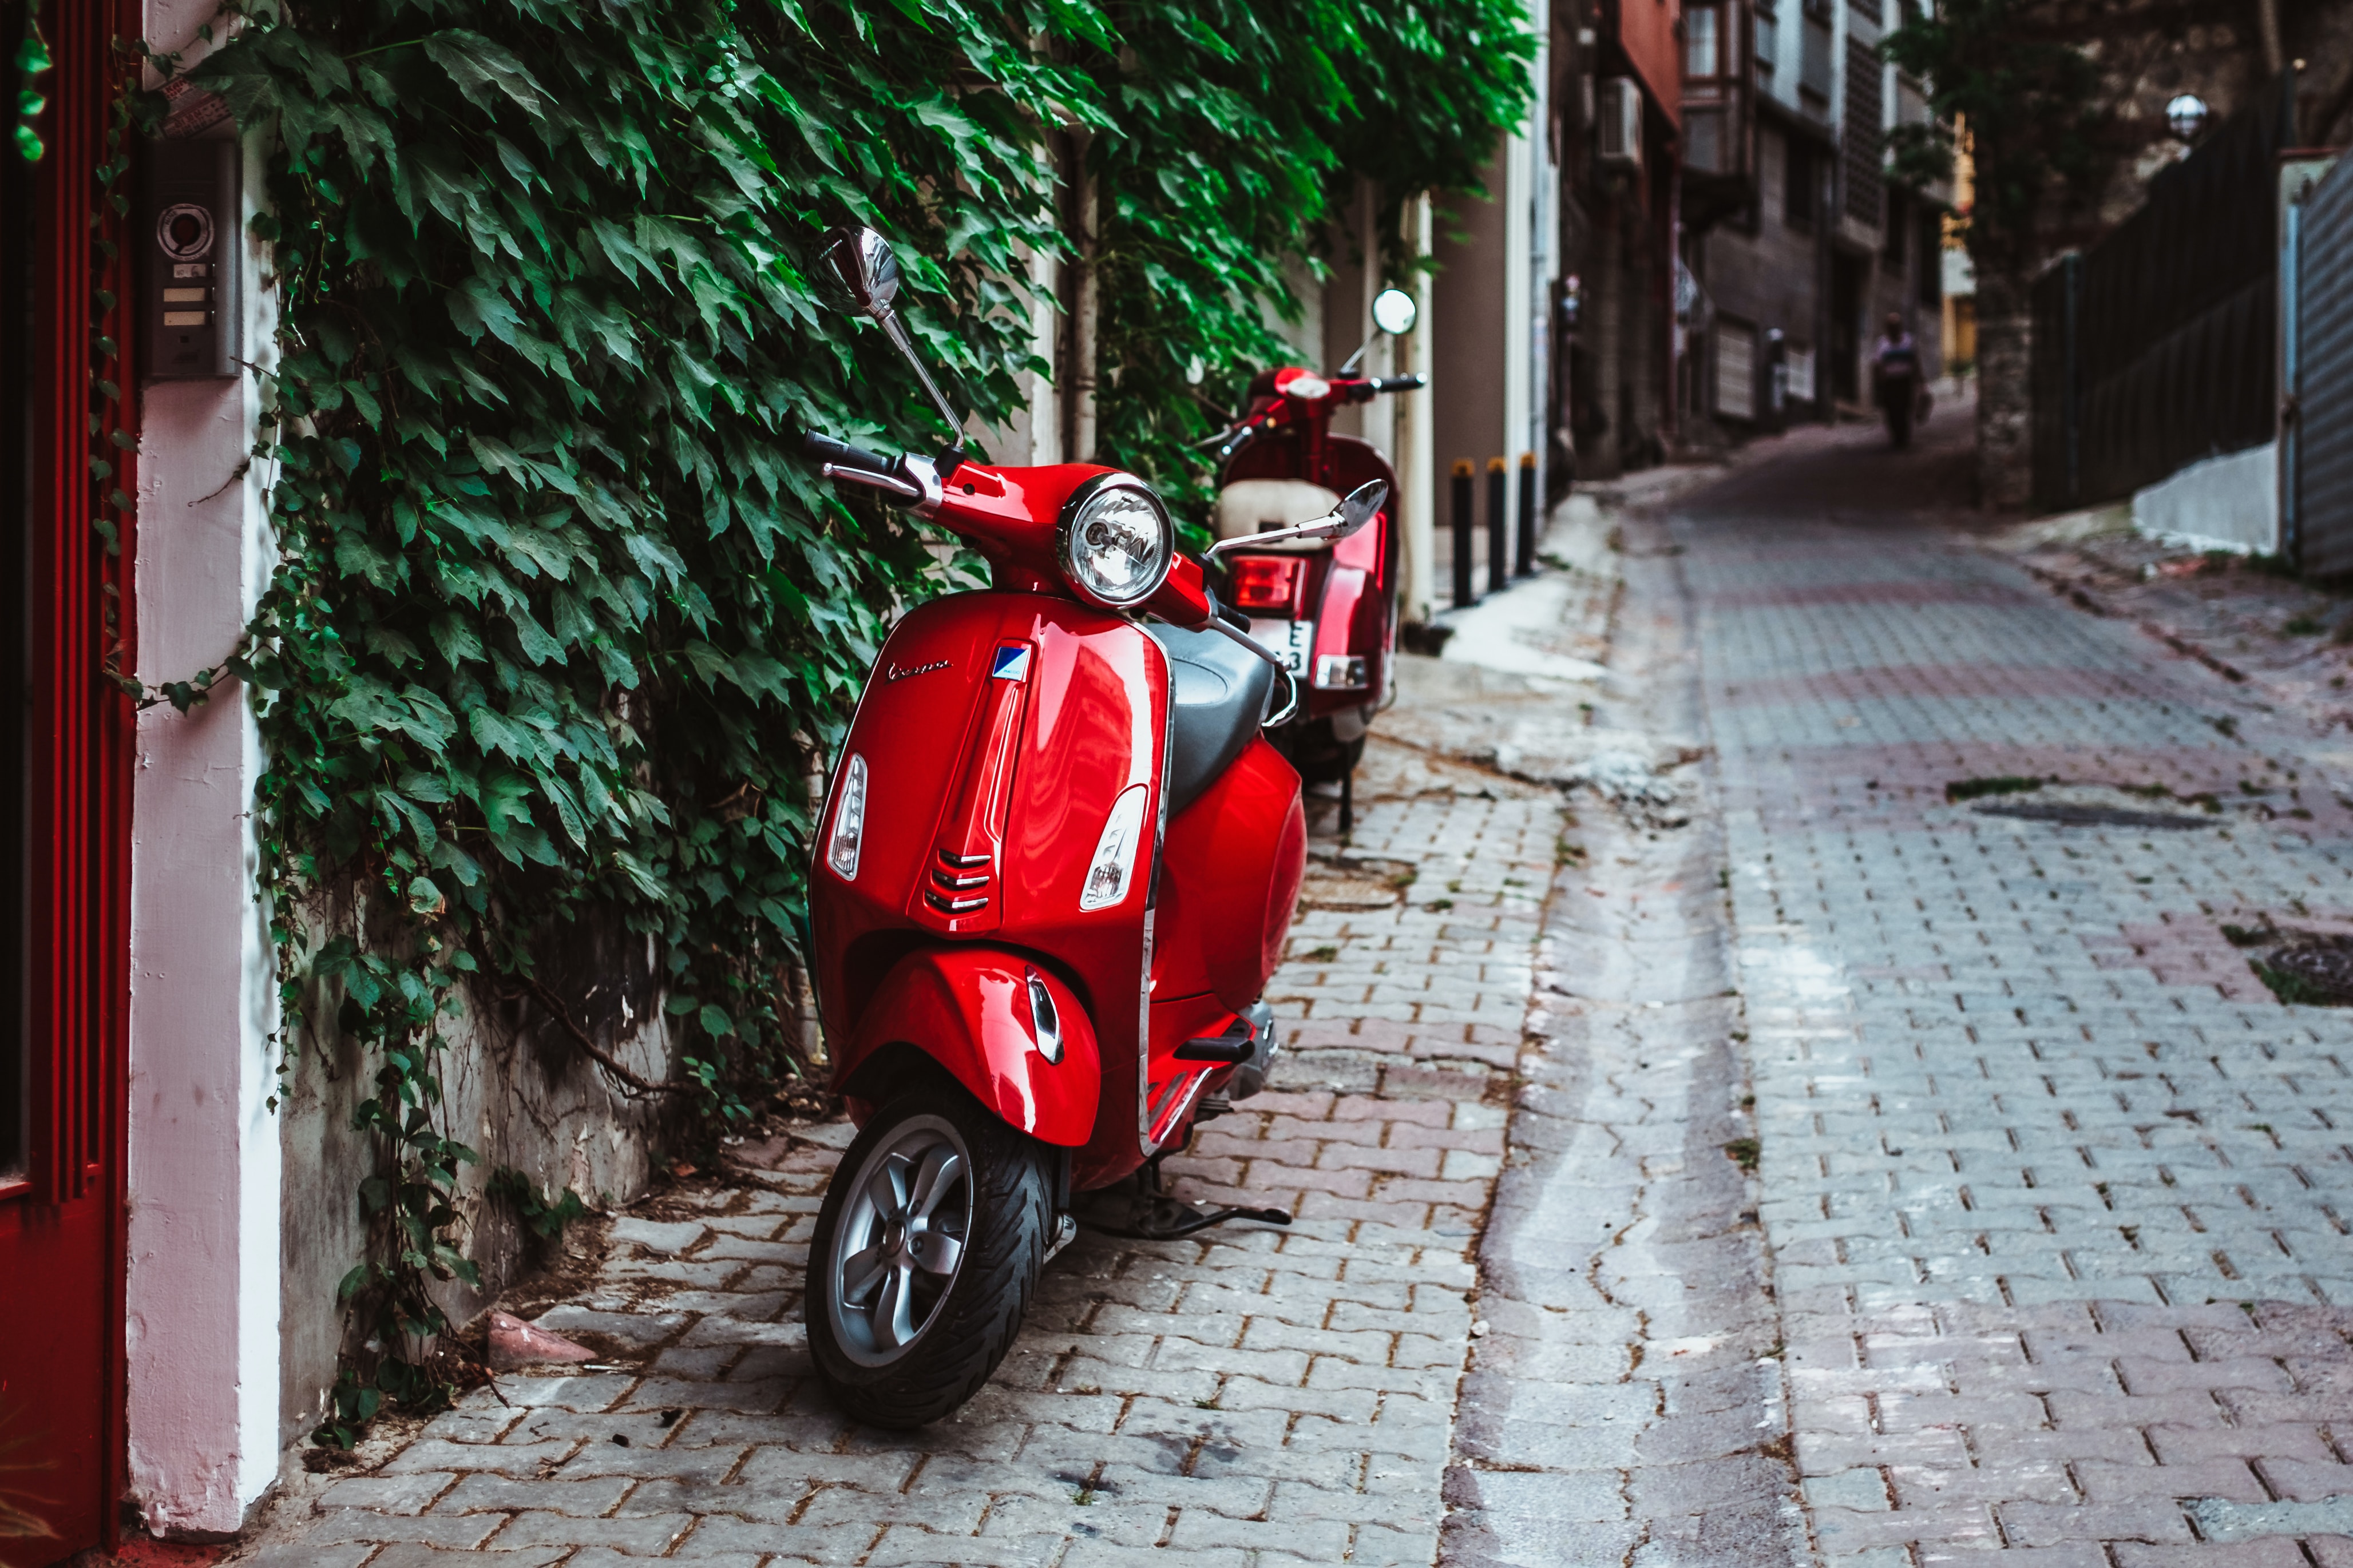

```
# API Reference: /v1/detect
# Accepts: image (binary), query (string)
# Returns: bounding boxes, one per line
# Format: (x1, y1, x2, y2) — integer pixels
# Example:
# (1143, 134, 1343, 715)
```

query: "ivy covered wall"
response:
(169, 0, 1532, 1445)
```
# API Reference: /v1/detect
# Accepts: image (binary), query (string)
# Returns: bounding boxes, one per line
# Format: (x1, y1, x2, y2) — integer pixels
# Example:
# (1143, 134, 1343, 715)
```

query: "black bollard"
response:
(1516, 451, 1538, 576)
(1451, 460, 1474, 608)
(1486, 457, 1508, 597)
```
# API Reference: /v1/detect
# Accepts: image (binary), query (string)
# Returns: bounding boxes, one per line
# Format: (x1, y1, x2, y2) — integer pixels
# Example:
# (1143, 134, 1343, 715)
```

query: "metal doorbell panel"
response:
(142, 138, 240, 380)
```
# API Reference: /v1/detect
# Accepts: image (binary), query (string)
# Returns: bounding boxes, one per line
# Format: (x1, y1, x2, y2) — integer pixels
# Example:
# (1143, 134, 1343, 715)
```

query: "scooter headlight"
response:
(825, 753, 867, 880)
(1057, 476, 1172, 610)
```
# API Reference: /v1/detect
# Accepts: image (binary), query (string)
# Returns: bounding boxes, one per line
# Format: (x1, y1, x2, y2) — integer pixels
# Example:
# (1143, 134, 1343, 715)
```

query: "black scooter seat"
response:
(1146, 624, 1277, 815)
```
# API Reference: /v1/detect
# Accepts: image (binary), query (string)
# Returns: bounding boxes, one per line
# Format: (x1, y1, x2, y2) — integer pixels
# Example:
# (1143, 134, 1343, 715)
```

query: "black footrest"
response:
(1174, 1032, 1254, 1064)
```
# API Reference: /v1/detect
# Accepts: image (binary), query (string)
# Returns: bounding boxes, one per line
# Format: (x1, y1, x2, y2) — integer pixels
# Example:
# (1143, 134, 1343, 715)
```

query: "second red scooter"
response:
(1201, 287, 1423, 829)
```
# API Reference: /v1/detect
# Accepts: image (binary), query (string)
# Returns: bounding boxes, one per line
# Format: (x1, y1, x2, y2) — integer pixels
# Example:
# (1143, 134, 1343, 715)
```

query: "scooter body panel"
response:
(1123, 737, 1306, 1156)
(812, 585, 1168, 1187)
(838, 947, 1100, 1146)
(1150, 736, 1307, 1011)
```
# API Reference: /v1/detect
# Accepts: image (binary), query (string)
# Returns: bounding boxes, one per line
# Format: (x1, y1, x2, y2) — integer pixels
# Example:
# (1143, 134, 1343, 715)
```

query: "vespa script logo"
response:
(885, 657, 953, 683)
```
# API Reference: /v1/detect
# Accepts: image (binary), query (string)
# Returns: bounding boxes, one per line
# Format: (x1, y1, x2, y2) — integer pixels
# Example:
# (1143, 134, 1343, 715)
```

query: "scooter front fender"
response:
(837, 947, 1100, 1147)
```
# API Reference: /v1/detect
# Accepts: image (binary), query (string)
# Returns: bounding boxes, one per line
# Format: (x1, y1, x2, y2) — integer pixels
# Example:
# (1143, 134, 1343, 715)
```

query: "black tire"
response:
(804, 1076, 1052, 1428)
(1272, 716, 1366, 787)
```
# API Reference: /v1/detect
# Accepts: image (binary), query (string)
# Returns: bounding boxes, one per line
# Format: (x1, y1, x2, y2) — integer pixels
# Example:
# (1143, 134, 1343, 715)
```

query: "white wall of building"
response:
(126, 3, 283, 1533)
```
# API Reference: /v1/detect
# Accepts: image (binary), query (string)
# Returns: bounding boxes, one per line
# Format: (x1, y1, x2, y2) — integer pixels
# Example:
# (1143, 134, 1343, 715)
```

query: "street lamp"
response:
(2166, 93, 2209, 142)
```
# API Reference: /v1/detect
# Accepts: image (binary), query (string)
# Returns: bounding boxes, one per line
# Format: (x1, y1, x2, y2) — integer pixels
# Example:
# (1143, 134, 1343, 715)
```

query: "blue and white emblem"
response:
(991, 643, 1033, 682)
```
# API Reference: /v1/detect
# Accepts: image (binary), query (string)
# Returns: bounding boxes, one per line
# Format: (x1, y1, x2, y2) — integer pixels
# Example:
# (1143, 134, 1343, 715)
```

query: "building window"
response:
(1786, 140, 1816, 226)
(1716, 320, 1758, 420)
(1799, 10, 1833, 102)
(1841, 35, 1884, 225)
(1882, 190, 1907, 273)
(1755, 5, 1777, 82)
(1686, 5, 1722, 78)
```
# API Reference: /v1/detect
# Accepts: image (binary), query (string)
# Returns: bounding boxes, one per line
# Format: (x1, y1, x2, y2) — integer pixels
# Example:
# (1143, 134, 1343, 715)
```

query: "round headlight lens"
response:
(1060, 478, 1172, 609)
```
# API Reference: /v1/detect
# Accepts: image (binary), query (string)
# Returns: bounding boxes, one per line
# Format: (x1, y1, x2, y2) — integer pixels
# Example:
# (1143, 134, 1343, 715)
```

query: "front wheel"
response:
(805, 1078, 1053, 1427)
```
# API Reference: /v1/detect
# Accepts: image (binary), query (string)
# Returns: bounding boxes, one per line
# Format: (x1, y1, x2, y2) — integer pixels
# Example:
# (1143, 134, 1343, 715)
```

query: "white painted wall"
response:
(124, 15, 284, 1527)
(2131, 440, 2280, 555)
(1399, 197, 1438, 624)
(1504, 117, 1534, 477)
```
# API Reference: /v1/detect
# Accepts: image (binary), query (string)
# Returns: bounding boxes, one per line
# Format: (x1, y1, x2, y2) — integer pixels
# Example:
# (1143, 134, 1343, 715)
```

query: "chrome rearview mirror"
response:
(820, 225, 902, 315)
(1334, 479, 1387, 534)
(817, 224, 964, 440)
(1339, 286, 1420, 375)
(1206, 480, 1389, 561)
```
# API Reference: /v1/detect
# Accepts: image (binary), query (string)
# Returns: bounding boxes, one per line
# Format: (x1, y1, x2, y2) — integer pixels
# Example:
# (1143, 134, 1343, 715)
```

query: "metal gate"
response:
(2031, 74, 2293, 511)
(2293, 153, 2353, 574)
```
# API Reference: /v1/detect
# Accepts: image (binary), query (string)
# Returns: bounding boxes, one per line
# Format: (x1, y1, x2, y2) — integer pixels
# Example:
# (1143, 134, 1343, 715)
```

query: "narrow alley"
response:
(218, 407, 2353, 1568)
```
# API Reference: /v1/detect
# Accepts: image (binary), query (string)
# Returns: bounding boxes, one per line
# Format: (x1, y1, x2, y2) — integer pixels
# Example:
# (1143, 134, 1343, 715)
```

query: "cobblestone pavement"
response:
(1680, 414, 2353, 1568)
(227, 707, 1563, 1566)
(1433, 499, 1805, 1568)
(216, 409, 2353, 1568)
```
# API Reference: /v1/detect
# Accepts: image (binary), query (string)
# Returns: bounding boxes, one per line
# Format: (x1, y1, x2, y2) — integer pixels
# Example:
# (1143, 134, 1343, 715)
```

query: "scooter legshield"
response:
(838, 946, 1100, 1148)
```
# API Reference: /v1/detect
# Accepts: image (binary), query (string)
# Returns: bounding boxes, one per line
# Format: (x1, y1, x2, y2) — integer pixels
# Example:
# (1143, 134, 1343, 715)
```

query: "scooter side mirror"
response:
(1205, 480, 1388, 560)
(1338, 288, 1419, 375)
(814, 224, 966, 451)
(1333, 479, 1388, 535)
(818, 225, 902, 317)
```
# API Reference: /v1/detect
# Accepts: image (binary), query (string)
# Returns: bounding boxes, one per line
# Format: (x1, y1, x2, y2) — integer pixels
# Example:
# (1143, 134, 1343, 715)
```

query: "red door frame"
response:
(2, 1, 136, 1559)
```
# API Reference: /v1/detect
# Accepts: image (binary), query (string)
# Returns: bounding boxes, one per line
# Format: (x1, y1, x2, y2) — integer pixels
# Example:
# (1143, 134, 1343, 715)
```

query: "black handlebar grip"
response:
(1205, 587, 1261, 630)
(799, 431, 894, 474)
(1370, 374, 1427, 394)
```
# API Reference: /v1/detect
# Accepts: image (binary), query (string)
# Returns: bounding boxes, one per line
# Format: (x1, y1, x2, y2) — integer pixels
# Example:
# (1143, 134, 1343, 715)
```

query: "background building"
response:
(1679, 0, 1946, 442)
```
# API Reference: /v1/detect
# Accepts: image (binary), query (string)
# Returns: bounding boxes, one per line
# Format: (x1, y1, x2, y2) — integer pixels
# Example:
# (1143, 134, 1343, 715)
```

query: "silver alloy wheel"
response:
(826, 1113, 974, 1367)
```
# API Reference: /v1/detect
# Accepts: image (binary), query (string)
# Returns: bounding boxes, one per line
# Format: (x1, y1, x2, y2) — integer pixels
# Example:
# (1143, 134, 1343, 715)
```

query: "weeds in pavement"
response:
(1946, 776, 2047, 802)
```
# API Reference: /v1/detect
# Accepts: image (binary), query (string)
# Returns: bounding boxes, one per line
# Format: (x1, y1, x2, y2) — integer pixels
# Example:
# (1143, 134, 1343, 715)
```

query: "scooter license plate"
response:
(1245, 617, 1315, 676)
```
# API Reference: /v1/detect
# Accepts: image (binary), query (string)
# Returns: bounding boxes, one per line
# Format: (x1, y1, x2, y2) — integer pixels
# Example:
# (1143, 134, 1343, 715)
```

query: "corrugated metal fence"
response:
(2292, 154, 2353, 574)
(2031, 76, 2293, 512)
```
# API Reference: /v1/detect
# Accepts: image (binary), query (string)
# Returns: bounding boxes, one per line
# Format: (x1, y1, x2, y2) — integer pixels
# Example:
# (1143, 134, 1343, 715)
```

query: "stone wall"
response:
(275, 900, 679, 1458)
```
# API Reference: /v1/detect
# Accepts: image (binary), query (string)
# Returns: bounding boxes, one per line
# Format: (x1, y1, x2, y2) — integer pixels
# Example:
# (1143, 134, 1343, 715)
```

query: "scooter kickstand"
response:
(1339, 770, 1354, 838)
(1089, 1151, 1292, 1242)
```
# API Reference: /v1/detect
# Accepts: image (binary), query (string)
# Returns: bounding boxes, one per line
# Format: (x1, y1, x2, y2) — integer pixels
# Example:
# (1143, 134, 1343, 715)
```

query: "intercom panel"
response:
(141, 138, 239, 380)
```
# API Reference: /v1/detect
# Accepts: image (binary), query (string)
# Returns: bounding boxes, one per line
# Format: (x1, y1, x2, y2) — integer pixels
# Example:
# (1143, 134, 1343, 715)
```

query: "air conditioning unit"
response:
(1598, 78, 1643, 169)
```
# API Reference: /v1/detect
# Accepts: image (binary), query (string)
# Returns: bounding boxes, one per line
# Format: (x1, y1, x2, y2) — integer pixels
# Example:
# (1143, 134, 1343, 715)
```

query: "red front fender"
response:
(834, 947, 1100, 1147)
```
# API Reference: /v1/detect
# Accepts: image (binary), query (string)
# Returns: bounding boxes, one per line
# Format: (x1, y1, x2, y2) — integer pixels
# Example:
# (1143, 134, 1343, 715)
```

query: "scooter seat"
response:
(1147, 624, 1277, 815)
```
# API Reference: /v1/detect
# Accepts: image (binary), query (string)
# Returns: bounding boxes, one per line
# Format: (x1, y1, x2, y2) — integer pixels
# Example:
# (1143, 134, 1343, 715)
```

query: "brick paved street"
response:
(227, 699, 1564, 1566)
(1682, 414, 2353, 1568)
(220, 411, 2353, 1568)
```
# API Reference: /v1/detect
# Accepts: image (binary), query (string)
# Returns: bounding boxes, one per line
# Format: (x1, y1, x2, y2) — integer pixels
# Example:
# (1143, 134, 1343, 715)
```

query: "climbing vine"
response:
(176, 0, 1529, 1441)
(1081, 0, 1536, 495)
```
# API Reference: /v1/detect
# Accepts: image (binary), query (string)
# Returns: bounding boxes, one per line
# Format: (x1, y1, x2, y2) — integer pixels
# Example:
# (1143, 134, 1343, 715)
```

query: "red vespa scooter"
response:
(796, 227, 1388, 1428)
(1203, 287, 1424, 831)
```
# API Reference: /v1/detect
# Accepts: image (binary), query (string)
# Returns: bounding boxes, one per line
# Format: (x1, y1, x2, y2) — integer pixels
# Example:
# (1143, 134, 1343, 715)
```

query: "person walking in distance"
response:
(1870, 311, 1922, 449)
